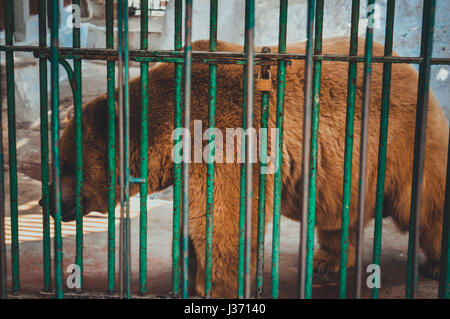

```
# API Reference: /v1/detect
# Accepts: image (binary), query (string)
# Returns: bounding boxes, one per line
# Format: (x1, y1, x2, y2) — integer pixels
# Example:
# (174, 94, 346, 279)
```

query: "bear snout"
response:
(39, 192, 78, 222)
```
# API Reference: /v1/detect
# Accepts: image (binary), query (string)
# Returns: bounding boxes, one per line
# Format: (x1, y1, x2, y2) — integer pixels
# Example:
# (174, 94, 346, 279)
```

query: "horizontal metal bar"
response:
(1, 45, 449, 65)
(129, 177, 146, 184)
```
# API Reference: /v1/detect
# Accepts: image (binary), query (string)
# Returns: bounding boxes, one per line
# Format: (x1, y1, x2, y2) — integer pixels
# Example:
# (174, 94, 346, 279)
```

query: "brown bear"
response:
(50, 37, 449, 298)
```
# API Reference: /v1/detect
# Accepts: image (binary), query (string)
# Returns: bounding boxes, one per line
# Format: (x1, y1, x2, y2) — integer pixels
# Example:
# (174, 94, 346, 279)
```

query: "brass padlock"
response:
(256, 70, 272, 92)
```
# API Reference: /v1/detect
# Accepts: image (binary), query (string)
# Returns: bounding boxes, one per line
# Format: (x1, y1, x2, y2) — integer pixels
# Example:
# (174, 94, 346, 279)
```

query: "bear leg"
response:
(418, 212, 443, 279)
(314, 228, 356, 274)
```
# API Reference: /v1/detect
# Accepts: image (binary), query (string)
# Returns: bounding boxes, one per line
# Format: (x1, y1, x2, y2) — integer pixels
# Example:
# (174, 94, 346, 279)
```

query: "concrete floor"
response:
(1, 60, 440, 299)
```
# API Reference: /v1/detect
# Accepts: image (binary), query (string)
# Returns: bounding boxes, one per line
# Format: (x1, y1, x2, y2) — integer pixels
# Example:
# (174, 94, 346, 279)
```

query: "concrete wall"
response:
(157, 0, 450, 120)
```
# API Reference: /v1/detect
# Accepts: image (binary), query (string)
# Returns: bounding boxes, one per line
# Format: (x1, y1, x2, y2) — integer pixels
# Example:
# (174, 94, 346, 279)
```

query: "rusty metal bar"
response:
(355, 0, 375, 299)
(244, 0, 255, 300)
(1, 46, 450, 65)
(406, 0, 437, 299)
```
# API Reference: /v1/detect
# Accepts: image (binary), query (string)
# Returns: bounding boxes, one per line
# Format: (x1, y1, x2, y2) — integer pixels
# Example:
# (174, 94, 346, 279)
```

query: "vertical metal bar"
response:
(406, 0, 436, 299)
(118, 0, 131, 299)
(256, 86, 269, 299)
(72, 0, 83, 294)
(0, 52, 7, 299)
(5, 0, 20, 295)
(118, 0, 125, 299)
(305, 0, 324, 299)
(172, 0, 183, 298)
(105, 0, 116, 295)
(139, 0, 150, 296)
(438, 129, 450, 299)
(339, 0, 360, 299)
(238, 0, 250, 299)
(124, 2, 132, 300)
(38, 0, 52, 293)
(50, 0, 64, 299)
(271, 0, 288, 300)
(355, 0, 375, 299)
(299, 0, 316, 300)
(243, 0, 255, 300)
(372, 0, 395, 300)
(204, 0, 218, 299)
(182, 0, 193, 299)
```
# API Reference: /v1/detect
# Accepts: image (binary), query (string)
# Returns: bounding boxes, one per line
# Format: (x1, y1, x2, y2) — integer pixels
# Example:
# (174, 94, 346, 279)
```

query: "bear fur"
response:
(55, 37, 449, 298)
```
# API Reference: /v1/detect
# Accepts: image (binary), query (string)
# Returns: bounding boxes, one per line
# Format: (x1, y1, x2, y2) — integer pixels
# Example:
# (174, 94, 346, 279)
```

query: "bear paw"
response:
(420, 260, 440, 279)
(313, 249, 340, 274)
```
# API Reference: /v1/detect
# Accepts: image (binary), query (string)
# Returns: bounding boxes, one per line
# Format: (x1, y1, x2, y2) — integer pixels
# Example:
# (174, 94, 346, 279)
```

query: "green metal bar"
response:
(372, 0, 395, 300)
(355, 0, 375, 299)
(117, 0, 131, 299)
(182, 0, 193, 299)
(300, 0, 316, 300)
(172, 0, 183, 298)
(204, 0, 218, 299)
(139, 0, 150, 297)
(271, 0, 288, 300)
(58, 59, 76, 93)
(72, 0, 84, 294)
(256, 84, 270, 298)
(406, 0, 436, 299)
(50, 0, 64, 299)
(5, 0, 20, 295)
(124, 0, 132, 300)
(439, 128, 450, 299)
(339, 0, 360, 299)
(105, 0, 116, 295)
(306, 0, 323, 299)
(38, 0, 52, 293)
(130, 177, 146, 184)
(0, 51, 7, 299)
(238, 0, 251, 299)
